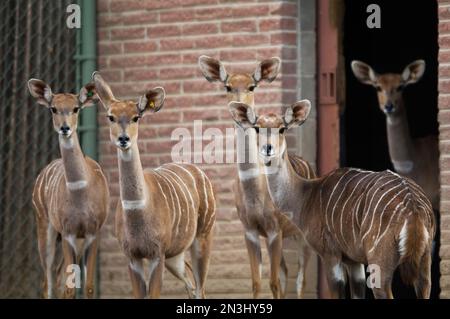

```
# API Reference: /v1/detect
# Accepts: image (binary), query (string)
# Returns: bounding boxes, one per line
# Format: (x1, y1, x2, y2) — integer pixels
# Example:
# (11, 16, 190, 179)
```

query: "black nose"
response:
(384, 102, 394, 113)
(118, 135, 130, 145)
(262, 144, 273, 156)
(60, 125, 70, 134)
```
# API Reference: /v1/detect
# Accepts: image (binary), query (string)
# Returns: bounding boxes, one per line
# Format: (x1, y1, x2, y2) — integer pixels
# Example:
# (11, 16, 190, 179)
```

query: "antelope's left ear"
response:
(228, 101, 257, 129)
(28, 79, 53, 107)
(402, 60, 425, 85)
(137, 87, 166, 115)
(283, 99, 311, 129)
(78, 82, 99, 108)
(253, 57, 281, 83)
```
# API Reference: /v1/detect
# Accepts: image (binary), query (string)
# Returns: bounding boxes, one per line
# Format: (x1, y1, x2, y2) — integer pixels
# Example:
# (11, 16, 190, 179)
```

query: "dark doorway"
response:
(342, 0, 439, 298)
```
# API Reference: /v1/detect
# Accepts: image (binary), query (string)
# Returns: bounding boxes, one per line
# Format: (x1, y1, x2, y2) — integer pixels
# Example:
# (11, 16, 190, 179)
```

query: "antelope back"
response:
(315, 168, 434, 259)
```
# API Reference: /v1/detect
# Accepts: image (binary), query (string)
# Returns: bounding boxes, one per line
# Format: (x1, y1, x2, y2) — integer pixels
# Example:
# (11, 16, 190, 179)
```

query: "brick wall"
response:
(96, 0, 317, 298)
(439, 0, 450, 299)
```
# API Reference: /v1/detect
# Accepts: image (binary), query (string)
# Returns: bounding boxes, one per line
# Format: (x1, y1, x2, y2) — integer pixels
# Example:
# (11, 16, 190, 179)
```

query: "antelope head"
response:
(198, 55, 281, 106)
(228, 100, 311, 167)
(351, 60, 425, 115)
(28, 79, 98, 138)
(92, 72, 165, 151)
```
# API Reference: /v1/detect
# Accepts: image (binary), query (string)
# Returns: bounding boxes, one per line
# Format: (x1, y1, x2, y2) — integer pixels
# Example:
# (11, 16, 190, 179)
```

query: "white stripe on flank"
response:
(325, 170, 353, 232)
(238, 167, 260, 181)
(157, 172, 182, 237)
(122, 199, 146, 211)
(398, 220, 408, 257)
(361, 179, 400, 242)
(66, 180, 88, 190)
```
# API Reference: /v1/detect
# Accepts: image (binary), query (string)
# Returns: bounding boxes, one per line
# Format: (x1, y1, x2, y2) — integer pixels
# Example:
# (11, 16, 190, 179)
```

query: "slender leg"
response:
(189, 232, 213, 299)
(166, 253, 196, 298)
(266, 232, 283, 299)
(244, 230, 262, 299)
(322, 256, 347, 299)
(148, 255, 165, 299)
(344, 261, 366, 299)
(36, 217, 58, 299)
(296, 237, 311, 299)
(62, 236, 77, 299)
(83, 235, 98, 299)
(414, 250, 432, 299)
(368, 260, 394, 299)
(279, 255, 288, 298)
(128, 259, 146, 298)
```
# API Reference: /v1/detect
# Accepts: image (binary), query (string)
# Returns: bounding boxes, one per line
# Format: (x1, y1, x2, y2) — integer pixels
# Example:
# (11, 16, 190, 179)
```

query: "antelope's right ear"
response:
(92, 71, 116, 110)
(283, 99, 311, 129)
(198, 55, 228, 83)
(351, 60, 378, 85)
(228, 101, 257, 129)
(253, 57, 281, 83)
(28, 79, 53, 107)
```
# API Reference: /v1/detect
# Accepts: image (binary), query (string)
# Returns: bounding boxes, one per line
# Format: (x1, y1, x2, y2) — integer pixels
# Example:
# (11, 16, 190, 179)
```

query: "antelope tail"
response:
(398, 213, 429, 285)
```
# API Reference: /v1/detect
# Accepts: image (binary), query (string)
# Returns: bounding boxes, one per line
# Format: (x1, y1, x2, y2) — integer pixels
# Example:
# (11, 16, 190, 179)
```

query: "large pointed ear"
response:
(198, 55, 228, 83)
(28, 79, 53, 107)
(228, 101, 257, 129)
(137, 87, 166, 115)
(92, 71, 116, 110)
(351, 60, 378, 85)
(402, 60, 425, 85)
(283, 99, 311, 129)
(78, 82, 99, 108)
(253, 57, 281, 83)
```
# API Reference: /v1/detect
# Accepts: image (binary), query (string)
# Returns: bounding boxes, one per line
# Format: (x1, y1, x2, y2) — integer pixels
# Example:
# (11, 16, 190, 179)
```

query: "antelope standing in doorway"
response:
(351, 60, 439, 210)
(93, 73, 215, 299)
(199, 56, 314, 298)
(29, 79, 110, 298)
(229, 100, 435, 299)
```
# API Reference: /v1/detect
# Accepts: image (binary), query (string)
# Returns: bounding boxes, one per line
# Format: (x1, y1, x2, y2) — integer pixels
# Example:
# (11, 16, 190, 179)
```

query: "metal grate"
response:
(0, 0, 78, 298)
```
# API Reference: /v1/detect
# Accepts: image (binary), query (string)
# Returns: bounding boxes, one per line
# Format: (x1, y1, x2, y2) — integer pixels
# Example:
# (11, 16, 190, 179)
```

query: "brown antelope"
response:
(198, 56, 314, 298)
(351, 60, 439, 210)
(28, 79, 110, 298)
(92, 72, 216, 299)
(228, 100, 435, 299)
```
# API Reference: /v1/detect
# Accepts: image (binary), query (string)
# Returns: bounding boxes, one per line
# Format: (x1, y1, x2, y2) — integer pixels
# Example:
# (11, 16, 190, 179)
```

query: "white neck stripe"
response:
(238, 168, 260, 181)
(122, 199, 146, 211)
(392, 160, 414, 174)
(66, 180, 88, 190)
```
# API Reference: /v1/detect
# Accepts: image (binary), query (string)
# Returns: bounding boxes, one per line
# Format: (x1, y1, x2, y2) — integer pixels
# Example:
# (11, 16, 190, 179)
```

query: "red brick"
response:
(110, 0, 145, 12)
(196, 35, 233, 49)
(161, 38, 195, 51)
(219, 50, 256, 61)
(182, 23, 219, 36)
(111, 27, 145, 40)
(221, 20, 257, 33)
(196, 7, 233, 20)
(270, 2, 298, 17)
(232, 34, 270, 47)
(148, 25, 181, 38)
(232, 5, 270, 18)
(259, 18, 297, 31)
(160, 10, 195, 23)
(123, 41, 158, 53)
(124, 69, 158, 82)
(98, 43, 123, 56)
(271, 32, 297, 45)
(184, 80, 220, 93)
(159, 67, 198, 80)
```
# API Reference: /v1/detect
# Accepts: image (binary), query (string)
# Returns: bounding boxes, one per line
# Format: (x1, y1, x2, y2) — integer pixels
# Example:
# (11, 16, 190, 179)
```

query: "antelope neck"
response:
(118, 143, 147, 209)
(59, 134, 89, 189)
(385, 103, 415, 174)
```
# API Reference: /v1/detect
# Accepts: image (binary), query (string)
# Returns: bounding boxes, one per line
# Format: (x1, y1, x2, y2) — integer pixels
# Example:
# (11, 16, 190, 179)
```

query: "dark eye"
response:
(73, 107, 80, 114)
(132, 116, 140, 123)
(225, 86, 232, 93)
(50, 107, 57, 114)
(279, 127, 286, 134)
(254, 127, 260, 134)
(248, 85, 256, 92)
(107, 115, 115, 122)
(376, 86, 382, 92)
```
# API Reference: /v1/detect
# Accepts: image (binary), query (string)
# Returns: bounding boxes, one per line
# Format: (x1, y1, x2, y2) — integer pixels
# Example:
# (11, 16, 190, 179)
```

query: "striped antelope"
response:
(92, 72, 216, 299)
(228, 100, 435, 299)
(28, 79, 110, 298)
(199, 56, 314, 298)
(351, 60, 439, 210)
